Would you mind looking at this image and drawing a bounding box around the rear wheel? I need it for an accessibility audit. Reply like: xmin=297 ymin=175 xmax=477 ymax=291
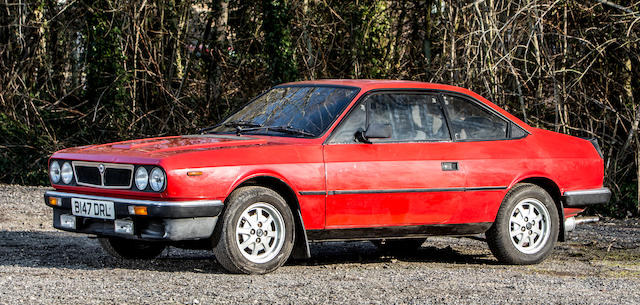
xmin=486 ymin=183 xmax=559 ymax=264
xmin=98 ymin=237 xmax=166 ymax=259
xmin=213 ymin=186 xmax=295 ymax=274
xmin=372 ymin=238 xmax=426 ymax=254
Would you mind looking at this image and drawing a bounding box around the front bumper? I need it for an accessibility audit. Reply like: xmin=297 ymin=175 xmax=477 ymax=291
xmin=45 ymin=190 xmax=224 ymax=241
xmin=563 ymin=187 xmax=612 ymax=207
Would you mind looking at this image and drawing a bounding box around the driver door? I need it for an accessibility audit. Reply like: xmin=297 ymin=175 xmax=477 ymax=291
xmin=323 ymin=92 xmax=466 ymax=228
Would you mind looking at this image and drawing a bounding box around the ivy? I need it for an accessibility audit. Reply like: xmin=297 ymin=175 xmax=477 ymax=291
xmin=83 ymin=0 xmax=130 ymax=136
xmin=262 ymin=0 xmax=298 ymax=85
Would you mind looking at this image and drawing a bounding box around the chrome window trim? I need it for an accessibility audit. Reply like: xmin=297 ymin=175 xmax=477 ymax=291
xmin=72 ymin=161 xmax=134 ymax=189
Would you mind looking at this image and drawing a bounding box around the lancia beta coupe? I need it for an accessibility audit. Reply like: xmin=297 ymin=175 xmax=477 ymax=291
xmin=45 ymin=80 xmax=610 ymax=274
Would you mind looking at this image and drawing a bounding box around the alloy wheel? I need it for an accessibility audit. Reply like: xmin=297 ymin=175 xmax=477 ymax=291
xmin=508 ymin=198 xmax=551 ymax=254
xmin=234 ymin=202 xmax=286 ymax=263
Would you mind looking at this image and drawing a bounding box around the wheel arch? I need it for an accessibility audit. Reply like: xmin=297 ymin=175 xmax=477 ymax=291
xmin=214 ymin=175 xmax=311 ymax=259
xmin=511 ymin=176 xmax=566 ymax=242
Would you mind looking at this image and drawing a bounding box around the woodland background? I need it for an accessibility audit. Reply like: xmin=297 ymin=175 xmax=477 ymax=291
xmin=0 ymin=0 xmax=638 ymax=216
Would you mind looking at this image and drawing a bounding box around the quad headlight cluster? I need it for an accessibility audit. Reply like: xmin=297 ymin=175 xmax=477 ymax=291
xmin=49 ymin=161 xmax=74 ymax=184
xmin=134 ymin=166 xmax=166 ymax=192
xmin=49 ymin=159 xmax=166 ymax=192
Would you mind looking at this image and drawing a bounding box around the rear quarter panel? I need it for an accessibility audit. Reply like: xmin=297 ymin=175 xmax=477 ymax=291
xmin=448 ymin=128 xmax=603 ymax=224
xmin=522 ymin=128 xmax=604 ymax=193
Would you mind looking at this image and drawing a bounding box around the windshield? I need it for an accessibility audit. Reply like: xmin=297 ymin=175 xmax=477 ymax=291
xmin=209 ymin=86 xmax=358 ymax=137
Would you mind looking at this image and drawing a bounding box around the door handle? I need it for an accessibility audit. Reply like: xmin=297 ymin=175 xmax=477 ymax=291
xmin=441 ymin=162 xmax=459 ymax=171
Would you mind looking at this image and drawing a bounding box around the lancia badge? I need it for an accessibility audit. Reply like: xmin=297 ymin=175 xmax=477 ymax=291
xmin=98 ymin=164 xmax=105 ymax=174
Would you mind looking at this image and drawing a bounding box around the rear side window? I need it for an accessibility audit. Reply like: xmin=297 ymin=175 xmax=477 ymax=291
xmin=369 ymin=94 xmax=449 ymax=142
xmin=442 ymin=95 xmax=508 ymax=141
xmin=510 ymin=123 xmax=527 ymax=138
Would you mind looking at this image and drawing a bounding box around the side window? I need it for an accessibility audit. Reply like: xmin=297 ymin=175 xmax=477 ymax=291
xmin=328 ymin=103 xmax=366 ymax=144
xmin=328 ymin=93 xmax=450 ymax=144
xmin=368 ymin=93 xmax=449 ymax=142
xmin=442 ymin=95 xmax=508 ymax=141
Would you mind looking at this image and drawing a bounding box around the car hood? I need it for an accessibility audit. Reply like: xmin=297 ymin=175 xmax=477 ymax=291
xmin=52 ymin=135 xmax=273 ymax=163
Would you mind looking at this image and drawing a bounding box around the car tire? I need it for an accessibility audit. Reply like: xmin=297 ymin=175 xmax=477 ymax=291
xmin=372 ymin=238 xmax=426 ymax=254
xmin=98 ymin=237 xmax=166 ymax=259
xmin=486 ymin=183 xmax=559 ymax=265
xmin=213 ymin=186 xmax=295 ymax=274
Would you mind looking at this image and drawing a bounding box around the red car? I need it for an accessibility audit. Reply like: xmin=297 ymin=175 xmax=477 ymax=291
xmin=45 ymin=80 xmax=610 ymax=274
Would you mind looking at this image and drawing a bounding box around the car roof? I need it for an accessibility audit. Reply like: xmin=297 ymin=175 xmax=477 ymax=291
xmin=282 ymin=79 xmax=455 ymax=90
xmin=280 ymin=79 xmax=488 ymax=98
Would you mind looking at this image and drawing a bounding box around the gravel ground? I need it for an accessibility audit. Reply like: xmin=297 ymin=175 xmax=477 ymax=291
xmin=0 ymin=184 xmax=639 ymax=304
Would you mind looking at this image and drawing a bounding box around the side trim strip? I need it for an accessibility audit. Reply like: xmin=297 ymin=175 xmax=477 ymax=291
xmin=299 ymin=186 xmax=507 ymax=196
xmin=329 ymin=188 xmax=465 ymax=195
xmin=298 ymin=191 xmax=327 ymax=196
xmin=45 ymin=190 xmax=224 ymax=207
xmin=465 ymin=186 xmax=508 ymax=191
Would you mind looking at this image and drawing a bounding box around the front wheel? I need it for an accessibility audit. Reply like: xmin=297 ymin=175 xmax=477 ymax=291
xmin=486 ymin=183 xmax=559 ymax=265
xmin=213 ymin=186 xmax=295 ymax=274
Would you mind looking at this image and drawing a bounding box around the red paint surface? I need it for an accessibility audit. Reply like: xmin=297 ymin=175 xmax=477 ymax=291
xmin=324 ymin=142 xmax=466 ymax=228
xmin=51 ymin=80 xmax=603 ymax=230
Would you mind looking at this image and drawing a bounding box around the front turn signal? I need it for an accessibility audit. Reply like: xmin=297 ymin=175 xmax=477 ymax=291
xmin=128 ymin=206 xmax=148 ymax=216
xmin=48 ymin=197 xmax=61 ymax=206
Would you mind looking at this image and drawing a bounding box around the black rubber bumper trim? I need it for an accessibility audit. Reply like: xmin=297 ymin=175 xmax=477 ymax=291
xmin=563 ymin=187 xmax=611 ymax=207
xmin=44 ymin=190 xmax=223 ymax=218
xmin=51 ymin=208 xmax=218 ymax=241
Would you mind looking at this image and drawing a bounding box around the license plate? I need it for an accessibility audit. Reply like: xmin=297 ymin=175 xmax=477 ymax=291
xmin=71 ymin=198 xmax=115 ymax=220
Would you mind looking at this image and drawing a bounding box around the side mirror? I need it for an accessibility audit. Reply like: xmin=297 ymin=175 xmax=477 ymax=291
xmin=356 ymin=123 xmax=392 ymax=143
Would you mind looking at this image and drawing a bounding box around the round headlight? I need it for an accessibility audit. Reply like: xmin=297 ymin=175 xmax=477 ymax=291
xmin=49 ymin=161 xmax=61 ymax=183
xmin=135 ymin=167 xmax=149 ymax=190
xmin=149 ymin=167 xmax=165 ymax=192
xmin=61 ymin=162 xmax=73 ymax=184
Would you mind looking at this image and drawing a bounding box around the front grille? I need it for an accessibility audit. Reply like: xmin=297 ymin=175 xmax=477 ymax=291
xmin=72 ymin=161 xmax=134 ymax=189
xmin=75 ymin=166 xmax=101 ymax=185
xmin=104 ymin=168 xmax=131 ymax=187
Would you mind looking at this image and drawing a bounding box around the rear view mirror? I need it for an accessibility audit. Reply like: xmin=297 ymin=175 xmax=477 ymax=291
xmin=356 ymin=123 xmax=392 ymax=143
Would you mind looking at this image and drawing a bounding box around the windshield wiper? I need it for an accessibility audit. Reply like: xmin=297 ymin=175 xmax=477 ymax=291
xmin=224 ymin=120 xmax=263 ymax=128
xmin=200 ymin=120 xmax=314 ymax=137
xmin=197 ymin=120 xmax=262 ymax=134
xmin=265 ymin=125 xmax=316 ymax=137
xmin=237 ymin=125 xmax=315 ymax=137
